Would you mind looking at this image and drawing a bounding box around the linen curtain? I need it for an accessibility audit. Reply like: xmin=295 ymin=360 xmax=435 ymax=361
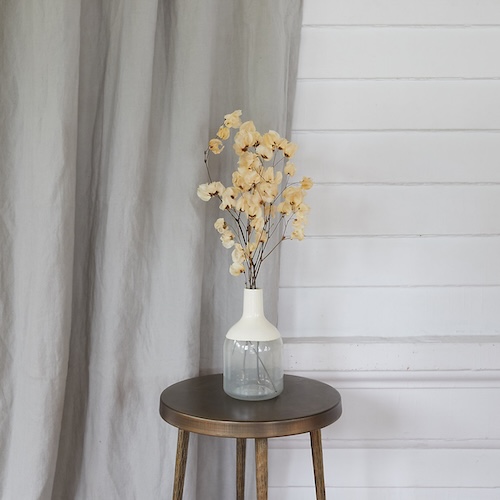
xmin=0 ymin=1 xmax=302 ymax=498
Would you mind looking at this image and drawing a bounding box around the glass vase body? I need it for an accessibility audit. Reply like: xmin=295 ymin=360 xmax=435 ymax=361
xmin=223 ymin=288 xmax=284 ymax=401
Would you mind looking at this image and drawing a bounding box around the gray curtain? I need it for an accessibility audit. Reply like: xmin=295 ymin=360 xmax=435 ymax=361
xmin=0 ymin=1 xmax=302 ymax=499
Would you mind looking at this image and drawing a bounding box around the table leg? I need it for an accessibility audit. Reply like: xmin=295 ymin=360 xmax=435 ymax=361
xmin=236 ymin=438 xmax=246 ymax=500
xmin=310 ymin=429 xmax=326 ymax=500
xmin=255 ymin=438 xmax=268 ymax=500
xmin=172 ymin=429 xmax=190 ymax=500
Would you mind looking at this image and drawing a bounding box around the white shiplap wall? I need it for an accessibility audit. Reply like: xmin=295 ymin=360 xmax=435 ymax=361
xmin=275 ymin=1 xmax=500 ymax=498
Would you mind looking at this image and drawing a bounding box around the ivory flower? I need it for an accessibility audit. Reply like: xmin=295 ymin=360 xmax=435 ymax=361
xmin=245 ymin=242 xmax=257 ymax=258
xmin=231 ymin=244 xmax=245 ymax=264
xmin=214 ymin=217 xmax=227 ymax=234
xmin=257 ymin=230 xmax=268 ymax=243
xmin=256 ymin=144 xmax=273 ymax=161
xmin=261 ymin=131 xmax=281 ymax=150
xmin=220 ymin=187 xmax=239 ymax=210
xmin=208 ymin=138 xmax=224 ymax=154
xmin=229 ymin=262 xmax=245 ymax=276
xmin=301 ymin=177 xmax=313 ymax=190
xmin=220 ymin=230 xmax=235 ymax=248
xmin=250 ymin=216 xmax=265 ymax=232
xmin=284 ymin=162 xmax=296 ymax=177
xmin=197 ymin=183 xmax=212 ymax=201
xmin=224 ymin=110 xmax=242 ymax=129
xmin=199 ymin=110 xmax=313 ymax=288
xmin=283 ymin=142 xmax=298 ymax=158
xmin=217 ymin=126 xmax=230 ymax=140
xmin=290 ymin=228 xmax=305 ymax=240
xmin=197 ymin=181 xmax=225 ymax=201
xmin=283 ymin=186 xmax=304 ymax=207
xmin=277 ymin=201 xmax=292 ymax=215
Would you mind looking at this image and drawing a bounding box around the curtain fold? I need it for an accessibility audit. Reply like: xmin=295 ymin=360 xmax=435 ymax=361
xmin=0 ymin=1 xmax=302 ymax=498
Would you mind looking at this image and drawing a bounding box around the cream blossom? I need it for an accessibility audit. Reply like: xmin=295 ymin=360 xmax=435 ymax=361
xmin=220 ymin=187 xmax=239 ymax=210
xmin=256 ymin=230 xmax=268 ymax=243
xmin=284 ymin=162 xmax=296 ymax=177
xmin=290 ymin=228 xmax=305 ymax=240
xmin=256 ymin=144 xmax=273 ymax=161
xmin=214 ymin=217 xmax=227 ymax=234
xmin=283 ymin=186 xmax=304 ymax=207
xmin=217 ymin=126 xmax=230 ymax=140
xmin=197 ymin=183 xmax=212 ymax=201
xmin=261 ymin=131 xmax=281 ymax=150
xmin=301 ymin=177 xmax=313 ymax=190
xmin=231 ymin=243 xmax=245 ymax=264
xmin=283 ymin=142 xmax=298 ymax=158
xmin=245 ymin=242 xmax=257 ymax=258
xmin=198 ymin=110 xmax=313 ymax=288
xmin=277 ymin=201 xmax=292 ymax=216
xmin=220 ymin=230 xmax=235 ymax=248
xmin=229 ymin=262 xmax=245 ymax=276
xmin=250 ymin=216 xmax=265 ymax=233
xmin=224 ymin=110 xmax=242 ymax=129
xmin=208 ymin=138 xmax=224 ymax=154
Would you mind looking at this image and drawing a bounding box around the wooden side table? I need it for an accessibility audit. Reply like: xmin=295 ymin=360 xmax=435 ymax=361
xmin=159 ymin=374 xmax=342 ymax=500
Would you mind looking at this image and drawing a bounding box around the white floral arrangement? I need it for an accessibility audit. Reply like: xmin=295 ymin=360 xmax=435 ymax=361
xmin=197 ymin=110 xmax=313 ymax=289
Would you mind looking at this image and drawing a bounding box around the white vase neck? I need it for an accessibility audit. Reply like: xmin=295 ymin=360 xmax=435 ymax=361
xmin=225 ymin=288 xmax=280 ymax=341
xmin=242 ymin=288 xmax=265 ymax=317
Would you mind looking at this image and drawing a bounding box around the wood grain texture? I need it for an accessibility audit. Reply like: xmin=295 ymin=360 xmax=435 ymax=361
xmin=255 ymin=438 xmax=268 ymax=500
xmin=310 ymin=430 xmax=326 ymax=500
xmin=236 ymin=438 xmax=246 ymax=500
xmin=172 ymin=430 xmax=189 ymax=500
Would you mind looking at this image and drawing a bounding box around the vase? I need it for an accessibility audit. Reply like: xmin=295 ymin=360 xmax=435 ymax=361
xmin=223 ymin=288 xmax=284 ymax=401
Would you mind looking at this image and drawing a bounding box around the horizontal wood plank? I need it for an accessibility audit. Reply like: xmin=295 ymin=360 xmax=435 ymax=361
xmin=305 ymin=185 xmax=500 ymax=236
xmin=270 ymin=487 xmax=500 ymax=500
xmin=282 ymin=338 xmax=500 ymax=372
xmin=271 ymin=386 xmax=500 ymax=443
xmin=279 ymin=237 xmax=500 ymax=287
xmin=269 ymin=448 xmax=500 ymax=488
xmin=293 ymin=80 xmax=500 ymax=130
xmin=290 ymin=131 xmax=500 ymax=183
xmin=278 ymin=287 xmax=500 ymax=337
xmin=302 ymin=0 xmax=500 ymax=25
xmin=298 ymin=27 xmax=500 ymax=79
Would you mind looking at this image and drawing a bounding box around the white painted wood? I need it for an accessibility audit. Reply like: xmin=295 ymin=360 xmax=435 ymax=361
xmin=302 ymin=0 xmax=500 ymax=25
xmin=293 ymin=80 xmax=500 ymax=130
xmin=272 ymin=385 xmax=500 ymax=443
xmin=276 ymin=0 xmax=500 ymax=496
xmin=280 ymin=237 xmax=500 ymax=287
xmin=290 ymin=131 xmax=500 ymax=183
xmin=270 ymin=487 xmax=500 ymax=500
xmin=306 ymin=184 xmax=500 ymax=236
xmin=269 ymin=448 xmax=500 ymax=487
xmin=298 ymin=27 xmax=500 ymax=79
xmin=278 ymin=287 xmax=500 ymax=338
xmin=282 ymin=338 xmax=500 ymax=372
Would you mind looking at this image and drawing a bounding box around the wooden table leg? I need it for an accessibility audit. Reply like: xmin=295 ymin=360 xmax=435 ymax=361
xmin=236 ymin=438 xmax=246 ymax=500
xmin=172 ymin=429 xmax=189 ymax=500
xmin=310 ymin=429 xmax=326 ymax=500
xmin=255 ymin=438 xmax=268 ymax=500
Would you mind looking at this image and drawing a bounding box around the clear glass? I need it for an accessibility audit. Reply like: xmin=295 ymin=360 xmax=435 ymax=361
xmin=223 ymin=338 xmax=284 ymax=401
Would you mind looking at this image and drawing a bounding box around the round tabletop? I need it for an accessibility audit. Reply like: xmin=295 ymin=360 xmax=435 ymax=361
xmin=159 ymin=374 xmax=342 ymax=438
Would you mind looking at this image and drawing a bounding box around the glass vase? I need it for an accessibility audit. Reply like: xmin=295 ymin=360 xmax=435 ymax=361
xmin=223 ymin=288 xmax=284 ymax=401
